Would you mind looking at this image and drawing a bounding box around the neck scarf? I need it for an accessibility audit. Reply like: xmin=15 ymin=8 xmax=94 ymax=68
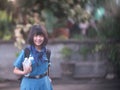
xmin=30 ymin=45 xmax=46 ymax=64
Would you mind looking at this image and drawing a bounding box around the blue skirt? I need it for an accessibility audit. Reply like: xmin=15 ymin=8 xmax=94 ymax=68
xmin=20 ymin=76 xmax=53 ymax=90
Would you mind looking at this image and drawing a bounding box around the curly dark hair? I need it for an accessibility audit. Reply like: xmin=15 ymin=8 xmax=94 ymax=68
xmin=27 ymin=25 xmax=48 ymax=47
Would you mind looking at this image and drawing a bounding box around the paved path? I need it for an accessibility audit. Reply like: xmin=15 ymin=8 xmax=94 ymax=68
xmin=0 ymin=79 xmax=120 ymax=90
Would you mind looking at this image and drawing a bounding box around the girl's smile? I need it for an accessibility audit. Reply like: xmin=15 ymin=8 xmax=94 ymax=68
xmin=33 ymin=34 xmax=44 ymax=48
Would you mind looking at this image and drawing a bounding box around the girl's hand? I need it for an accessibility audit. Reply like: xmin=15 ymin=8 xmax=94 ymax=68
xmin=23 ymin=65 xmax=32 ymax=75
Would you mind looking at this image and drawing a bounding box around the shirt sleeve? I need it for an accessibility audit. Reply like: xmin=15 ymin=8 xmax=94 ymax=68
xmin=13 ymin=50 xmax=25 ymax=69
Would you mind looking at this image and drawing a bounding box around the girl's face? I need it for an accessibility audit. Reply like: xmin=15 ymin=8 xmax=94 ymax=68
xmin=33 ymin=34 xmax=44 ymax=48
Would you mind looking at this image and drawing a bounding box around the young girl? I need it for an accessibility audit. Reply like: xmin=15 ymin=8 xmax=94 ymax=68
xmin=13 ymin=25 xmax=53 ymax=90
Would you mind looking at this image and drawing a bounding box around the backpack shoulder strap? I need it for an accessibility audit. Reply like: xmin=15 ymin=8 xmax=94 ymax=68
xmin=46 ymin=49 xmax=51 ymax=76
xmin=24 ymin=47 xmax=30 ymax=58
xmin=46 ymin=49 xmax=51 ymax=63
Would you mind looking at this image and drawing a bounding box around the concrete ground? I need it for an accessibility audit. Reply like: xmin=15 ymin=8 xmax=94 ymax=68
xmin=0 ymin=78 xmax=120 ymax=90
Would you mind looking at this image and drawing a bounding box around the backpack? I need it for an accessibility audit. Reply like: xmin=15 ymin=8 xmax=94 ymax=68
xmin=18 ymin=47 xmax=51 ymax=81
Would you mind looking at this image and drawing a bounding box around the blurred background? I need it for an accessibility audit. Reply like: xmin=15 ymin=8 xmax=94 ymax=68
xmin=0 ymin=0 xmax=120 ymax=90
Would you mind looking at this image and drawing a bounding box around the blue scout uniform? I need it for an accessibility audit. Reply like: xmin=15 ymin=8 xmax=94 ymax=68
xmin=14 ymin=46 xmax=53 ymax=90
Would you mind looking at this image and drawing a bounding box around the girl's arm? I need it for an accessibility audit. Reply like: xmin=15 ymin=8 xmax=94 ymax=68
xmin=13 ymin=67 xmax=25 ymax=75
xmin=13 ymin=66 xmax=32 ymax=75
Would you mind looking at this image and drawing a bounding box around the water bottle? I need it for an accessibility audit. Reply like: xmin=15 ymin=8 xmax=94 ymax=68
xmin=23 ymin=57 xmax=32 ymax=77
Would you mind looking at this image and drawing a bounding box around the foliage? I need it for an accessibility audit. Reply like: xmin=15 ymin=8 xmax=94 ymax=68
xmin=97 ymin=18 xmax=120 ymax=40
xmin=0 ymin=0 xmax=117 ymax=41
xmin=15 ymin=0 xmax=92 ymax=35
xmin=78 ymin=46 xmax=92 ymax=56
xmin=77 ymin=45 xmax=94 ymax=60
xmin=0 ymin=0 xmax=8 ymax=10
xmin=14 ymin=24 xmax=32 ymax=50
xmin=108 ymin=44 xmax=120 ymax=65
xmin=0 ymin=10 xmax=13 ymax=40
xmin=105 ymin=43 xmax=120 ymax=77
xmin=61 ymin=46 xmax=73 ymax=61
